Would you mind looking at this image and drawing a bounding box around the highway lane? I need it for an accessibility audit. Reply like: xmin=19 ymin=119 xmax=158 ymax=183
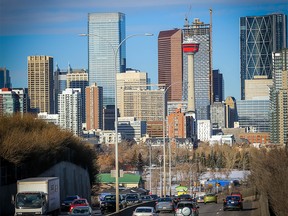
xmin=157 ymin=200 xmax=255 ymax=216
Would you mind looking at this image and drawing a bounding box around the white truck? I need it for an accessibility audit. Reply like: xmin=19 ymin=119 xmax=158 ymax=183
xmin=13 ymin=177 xmax=60 ymax=216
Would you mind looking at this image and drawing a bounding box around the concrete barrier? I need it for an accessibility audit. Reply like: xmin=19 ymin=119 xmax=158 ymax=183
xmin=106 ymin=201 xmax=156 ymax=216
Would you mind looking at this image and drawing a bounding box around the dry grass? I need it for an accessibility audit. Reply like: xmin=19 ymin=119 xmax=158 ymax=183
xmin=0 ymin=114 xmax=98 ymax=184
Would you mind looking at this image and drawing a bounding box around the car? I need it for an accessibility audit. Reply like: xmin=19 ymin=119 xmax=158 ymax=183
xmin=69 ymin=198 xmax=89 ymax=212
xmin=132 ymin=206 xmax=158 ymax=216
xmin=150 ymin=194 xmax=159 ymax=200
xmin=125 ymin=193 xmax=142 ymax=205
xmin=204 ymin=193 xmax=217 ymax=204
xmin=195 ymin=195 xmax=204 ymax=203
xmin=61 ymin=195 xmax=81 ymax=212
xmin=230 ymin=192 xmax=243 ymax=209
xmin=69 ymin=205 xmax=93 ymax=216
xmin=177 ymin=194 xmax=194 ymax=202
xmin=141 ymin=195 xmax=153 ymax=201
xmin=223 ymin=195 xmax=244 ymax=211
xmin=175 ymin=201 xmax=199 ymax=216
xmin=100 ymin=194 xmax=126 ymax=213
xmin=155 ymin=197 xmax=175 ymax=213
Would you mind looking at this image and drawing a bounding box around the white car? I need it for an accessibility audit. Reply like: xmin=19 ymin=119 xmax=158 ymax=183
xmin=132 ymin=206 xmax=158 ymax=216
xmin=69 ymin=206 xmax=92 ymax=216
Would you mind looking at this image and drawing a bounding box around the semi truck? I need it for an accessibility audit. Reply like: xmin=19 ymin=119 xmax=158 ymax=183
xmin=13 ymin=177 xmax=60 ymax=216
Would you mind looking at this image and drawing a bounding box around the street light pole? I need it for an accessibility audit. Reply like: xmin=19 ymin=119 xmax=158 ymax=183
xmin=162 ymin=81 xmax=184 ymax=197
xmin=80 ymin=32 xmax=153 ymax=212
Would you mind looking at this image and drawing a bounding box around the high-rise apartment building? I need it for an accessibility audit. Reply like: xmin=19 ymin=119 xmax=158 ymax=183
xmin=67 ymin=69 xmax=88 ymax=123
xmin=12 ymin=88 xmax=29 ymax=114
xmin=58 ymin=88 xmax=82 ymax=136
xmin=240 ymin=13 xmax=287 ymax=99
xmin=88 ymin=12 xmax=126 ymax=107
xmin=213 ymin=69 xmax=224 ymax=102
xmin=0 ymin=88 xmax=20 ymax=115
xmin=167 ymin=108 xmax=186 ymax=138
xmin=183 ymin=18 xmax=212 ymax=120
xmin=158 ymin=29 xmax=183 ymax=102
xmin=270 ymin=48 xmax=288 ymax=145
xmin=0 ymin=67 xmax=11 ymax=88
xmin=85 ymin=83 xmax=103 ymax=130
xmin=117 ymin=69 xmax=148 ymax=117
xmin=28 ymin=56 xmax=54 ymax=113
xmin=210 ymin=102 xmax=226 ymax=130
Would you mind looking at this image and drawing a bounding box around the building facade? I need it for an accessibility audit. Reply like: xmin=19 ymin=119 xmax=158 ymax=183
xmin=245 ymin=75 xmax=272 ymax=100
xmin=210 ymin=102 xmax=226 ymax=130
xmin=0 ymin=88 xmax=20 ymax=115
xmin=197 ymin=120 xmax=211 ymax=142
xmin=58 ymin=88 xmax=82 ymax=136
xmin=167 ymin=108 xmax=186 ymax=138
xmin=237 ymin=100 xmax=270 ymax=133
xmin=158 ymin=29 xmax=183 ymax=102
xmin=28 ymin=56 xmax=54 ymax=113
xmin=67 ymin=69 xmax=88 ymax=123
xmin=270 ymin=48 xmax=288 ymax=145
xmin=117 ymin=70 xmax=148 ymax=117
xmin=213 ymin=69 xmax=224 ymax=102
xmin=85 ymin=83 xmax=103 ymax=130
xmin=88 ymin=12 xmax=126 ymax=107
xmin=53 ymin=64 xmax=68 ymax=114
xmin=118 ymin=117 xmax=146 ymax=142
xmin=0 ymin=67 xmax=11 ymax=88
xmin=240 ymin=13 xmax=287 ymax=99
xmin=183 ymin=18 xmax=212 ymax=120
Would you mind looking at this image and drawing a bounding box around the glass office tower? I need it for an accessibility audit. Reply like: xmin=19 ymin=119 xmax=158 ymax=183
xmin=240 ymin=13 xmax=287 ymax=100
xmin=88 ymin=12 xmax=126 ymax=107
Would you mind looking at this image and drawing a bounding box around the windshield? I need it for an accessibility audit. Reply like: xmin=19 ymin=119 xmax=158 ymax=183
xmin=16 ymin=193 xmax=44 ymax=209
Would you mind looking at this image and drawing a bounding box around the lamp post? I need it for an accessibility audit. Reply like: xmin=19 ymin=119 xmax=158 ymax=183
xmin=162 ymin=81 xmax=184 ymax=197
xmin=147 ymin=140 xmax=152 ymax=194
xmin=80 ymin=32 xmax=153 ymax=212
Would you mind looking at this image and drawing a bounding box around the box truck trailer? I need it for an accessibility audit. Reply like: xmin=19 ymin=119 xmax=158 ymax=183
xmin=13 ymin=177 xmax=60 ymax=216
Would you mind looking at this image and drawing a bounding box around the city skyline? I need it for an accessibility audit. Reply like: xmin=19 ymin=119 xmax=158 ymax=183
xmin=1 ymin=0 xmax=287 ymax=100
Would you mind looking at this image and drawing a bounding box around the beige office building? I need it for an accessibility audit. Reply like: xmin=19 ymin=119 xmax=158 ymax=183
xmin=117 ymin=70 xmax=148 ymax=117
xmin=28 ymin=56 xmax=54 ymax=113
xmin=121 ymin=84 xmax=164 ymax=122
xmin=245 ymin=75 xmax=272 ymax=100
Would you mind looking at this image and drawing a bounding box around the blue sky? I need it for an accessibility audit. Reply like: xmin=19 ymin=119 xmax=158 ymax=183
xmin=0 ymin=0 xmax=287 ymax=100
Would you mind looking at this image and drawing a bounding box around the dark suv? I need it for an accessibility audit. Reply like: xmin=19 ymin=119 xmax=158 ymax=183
xmin=61 ymin=195 xmax=81 ymax=212
xmin=100 ymin=194 xmax=126 ymax=213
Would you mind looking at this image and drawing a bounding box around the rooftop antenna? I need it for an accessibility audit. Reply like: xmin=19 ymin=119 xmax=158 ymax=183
xmin=184 ymin=5 xmax=192 ymax=29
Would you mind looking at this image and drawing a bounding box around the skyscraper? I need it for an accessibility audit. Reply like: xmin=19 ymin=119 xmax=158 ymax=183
xmin=270 ymin=48 xmax=288 ymax=145
xmin=66 ymin=68 xmax=88 ymax=123
xmin=88 ymin=12 xmax=126 ymax=107
xmin=86 ymin=83 xmax=103 ymax=130
xmin=0 ymin=67 xmax=11 ymax=88
xmin=182 ymin=18 xmax=212 ymax=120
xmin=240 ymin=13 xmax=287 ymax=99
xmin=28 ymin=56 xmax=54 ymax=113
xmin=158 ymin=29 xmax=183 ymax=102
xmin=58 ymin=88 xmax=82 ymax=136
xmin=213 ymin=69 xmax=224 ymax=102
